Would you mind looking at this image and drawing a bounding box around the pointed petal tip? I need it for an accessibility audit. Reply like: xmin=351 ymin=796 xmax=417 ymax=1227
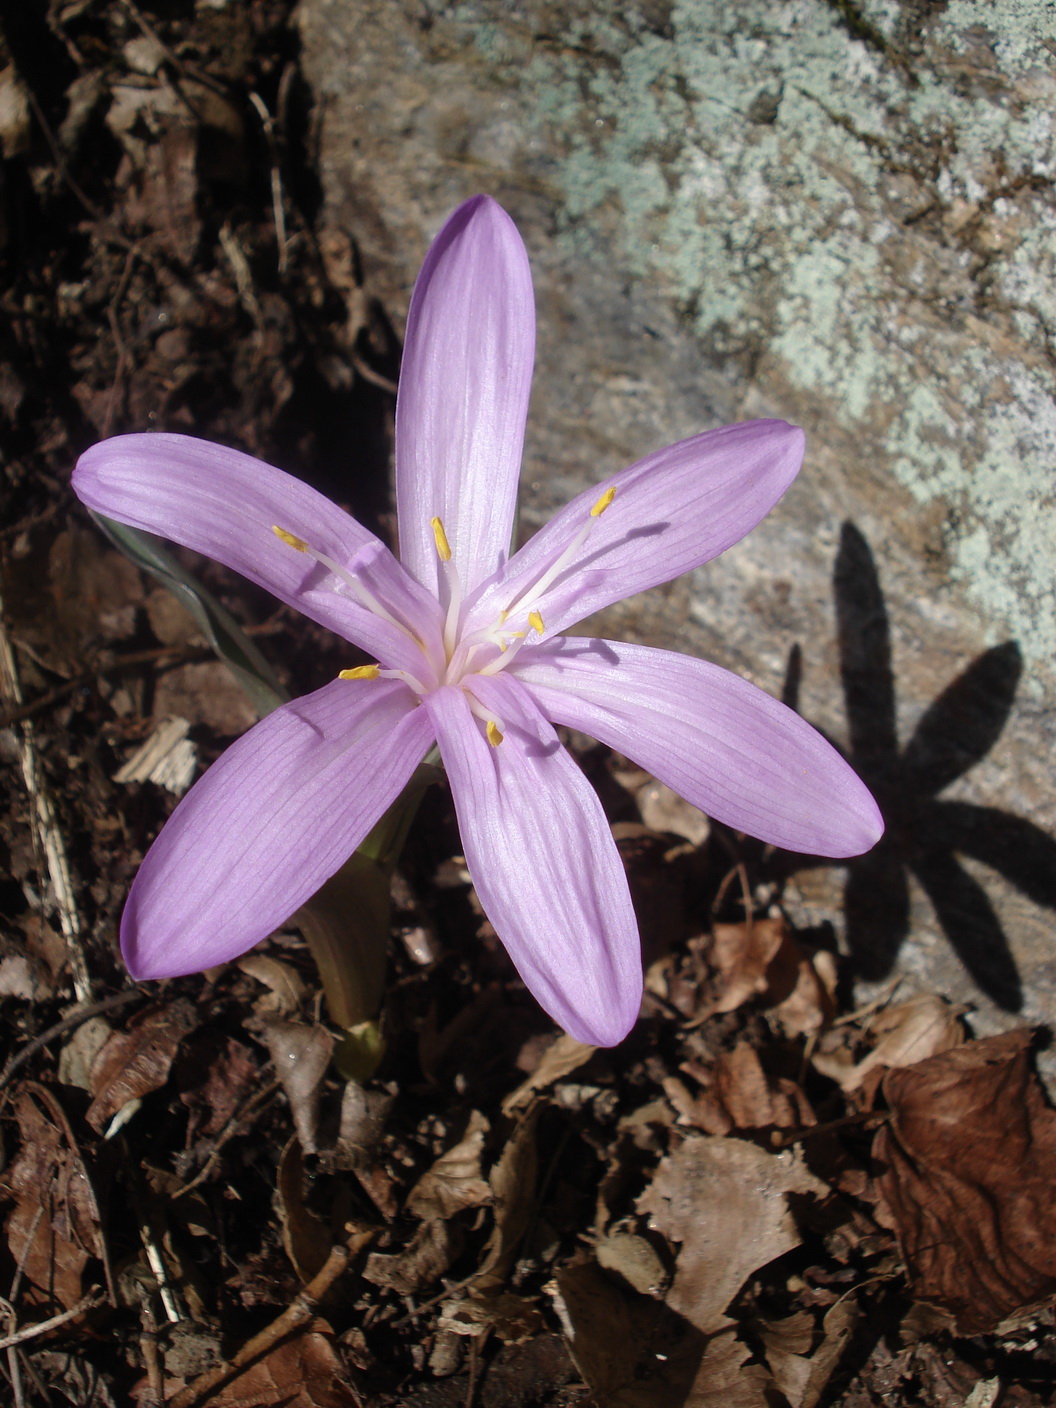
xmin=563 ymin=991 xmax=642 ymax=1048
xmin=801 ymin=782 xmax=886 ymax=860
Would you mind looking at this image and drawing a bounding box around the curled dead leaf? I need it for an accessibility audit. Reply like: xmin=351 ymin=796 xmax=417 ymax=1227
xmin=406 ymin=1110 xmax=493 ymax=1221
xmin=87 ymin=999 xmax=198 ymax=1134
xmin=873 ymin=1030 xmax=1056 ymax=1333
xmin=265 ymin=1021 xmax=333 ymax=1154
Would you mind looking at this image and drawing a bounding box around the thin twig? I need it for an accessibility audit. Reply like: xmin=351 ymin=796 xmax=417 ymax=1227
xmin=172 ymin=1078 xmax=281 ymax=1199
xmin=0 ymin=988 xmax=146 ymax=1093
xmin=168 ymin=1241 xmax=361 ymax=1408
xmin=0 ymin=1291 xmax=106 ymax=1352
xmin=0 ymin=598 xmax=92 ymax=1001
xmin=0 ymin=642 xmax=217 ymax=730
xmin=248 ymin=92 xmax=288 ymax=274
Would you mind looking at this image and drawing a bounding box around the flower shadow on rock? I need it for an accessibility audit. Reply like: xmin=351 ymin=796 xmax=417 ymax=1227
xmin=784 ymin=522 xmax=1056 ymax=1013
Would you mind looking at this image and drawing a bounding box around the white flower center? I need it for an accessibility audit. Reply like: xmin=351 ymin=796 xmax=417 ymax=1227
xmin=271 ymin=484 xmax=615 ymax=746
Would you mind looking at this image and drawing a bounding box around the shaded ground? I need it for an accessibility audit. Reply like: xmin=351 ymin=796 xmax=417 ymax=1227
xmin=1 ymin=3 xmax=1055 ymax=1405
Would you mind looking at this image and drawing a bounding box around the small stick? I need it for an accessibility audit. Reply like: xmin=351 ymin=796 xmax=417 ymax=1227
xmin=0 ymin=988 xmax=146 ymax=1093
xmin=0 ymin=600 xmax=91 ymax=1002
xmin=0 ymin=1291 xmax=105 ymax=1352
xmin=168 ymin=1243 xmax=355 ymax=1408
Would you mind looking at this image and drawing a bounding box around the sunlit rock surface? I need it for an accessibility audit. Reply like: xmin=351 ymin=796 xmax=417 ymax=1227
xmin=296 ymin=0 xmax=1056 ymax=1041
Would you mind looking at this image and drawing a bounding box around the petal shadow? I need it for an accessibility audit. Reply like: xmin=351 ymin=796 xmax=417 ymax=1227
xmin=834 ymin=521 xmax=899 ymax=769
xmin=902 ymin=642 xmax=1022 ymax=797
xmin=843 ymin=837 xmax=911 ymax=981
xmin=911 ymin=848 xmax=1022 ymax=1012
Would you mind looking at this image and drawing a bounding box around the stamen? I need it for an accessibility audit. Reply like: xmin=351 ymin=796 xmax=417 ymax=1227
xmin=486 ymin=720 xmax=503 ymax=747
xmin=431 ymin=516 xmax=452 ymax=562
xmin=379 ymin=666 xmax=431 ymax=694
xmin=338 ymin=665 xmax=380 ymax=680
xmin=271 ymin=524 xmax=416 ymax=641
xmin=273 ymin=525 xmax=309 ymax=551
xmin=528 ymin=610 xmax=545 ymax=635
xmin=591 ymin=485 xmax=616 ymax=517
xmin=500 ymin=484 xmax=619 ymax=623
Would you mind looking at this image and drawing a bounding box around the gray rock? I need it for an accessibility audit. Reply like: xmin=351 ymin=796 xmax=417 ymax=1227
xmin=295 ymin=0 xmax=1056 ymax=1039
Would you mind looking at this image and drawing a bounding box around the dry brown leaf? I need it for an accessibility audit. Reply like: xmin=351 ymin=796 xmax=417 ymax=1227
xmin=406 ymin=1110 xmax=493 ymax=1220
xmin=638 ymin=1136 xmax=827 ymax=1334
xmin=502 ymin=1033 xmax=597 ymax=1115
xmin=332 ymin=1079 xmax=392 ymax=1171
xmin=704 ymin=917 xmax=786 ymax=1016
xmin=697 ymin=918 xmax=835 ymax=1034
xmin=86 ymin=999 xmax=198 ymax=1134
xmin=683 ymin=1326 xmax=774 ymax=1408
xmin=265 ymin=1021 xmax=333 ymax=1154
xmin=874 ymin=1029 xmax=1056 ymax=1333
xmin=278 ymin=1136 xmax=336 ymax=1285
xmin=205 ymin=1318 xmax=360 ymax=1407
xmin=0 ymin=1084 xmax=109 ymax=1311
xmin=553 ymin=1259 xmax=707 ymax=1407
xmin=475 ymin=1104 xmax=541 ymax=1293
xmin=761 ymin=1298 xmax=859 ymax=1408
xmin=681 ymin=1042 xmax=814 ymax=1134
xmin=814 ymin=995 xmax=965 ymax=1092
xmin=179 ymin=1034 xmax=259 ymax=1143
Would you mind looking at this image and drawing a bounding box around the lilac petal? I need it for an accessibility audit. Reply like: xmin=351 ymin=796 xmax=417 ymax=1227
xmin=120 ymin=679 xmax=433 ymax=978
xmin=423 ymin=676 xmax=642 ymax=1046
xmin=466 ymin=419 xmax=804 ymax=640
xmin=396 ymin=196 xmax=536 ymax=598
xmin=73 ymin=433 xmax=444 ymax=677
xmin=513 ymin=638 xmax=884 ymax=857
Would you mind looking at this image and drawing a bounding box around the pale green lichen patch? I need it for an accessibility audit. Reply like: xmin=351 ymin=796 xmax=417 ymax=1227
xmin=456 ymin=0 xmax=1056 ymax=672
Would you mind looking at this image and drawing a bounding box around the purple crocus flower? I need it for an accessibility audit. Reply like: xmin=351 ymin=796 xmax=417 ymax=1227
xmin=72 ymin=195 xmax=882 ymax=1046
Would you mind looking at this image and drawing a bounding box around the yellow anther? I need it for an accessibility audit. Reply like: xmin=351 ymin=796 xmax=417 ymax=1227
xmin=528 ymin=610 xmax=545 ymax=635
xmin=486 ymin=720 xmax=503 ymax=747
xmin=431 ymin=516 xmax=452 ymax=562
xmin=273 ymin=524 xmax=309 ymax=551
xmin=338 ymin=664 xmax=380 ymax=680
xmin=590 ymin=486 xmax=616 ymax=517
xmin=499 ymin=609 xmax=508 ymax=625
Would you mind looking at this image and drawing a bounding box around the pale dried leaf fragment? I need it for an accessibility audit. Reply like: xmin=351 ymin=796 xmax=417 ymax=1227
xmin=362 ymin=1217 xmax=459 ymax=1296
xmin=438 ymin=1291 xmax=544 ymax=1343
xmin=406 ymin=1110 xmax=493 ymax=1220
xmin=113 ymin=717 xmax=197 ymax=794
xmin=703 ymin=917 xmax=786 ymax=1017
xmin=502 ymin=1033 xmax=597 ymax=1115
xmin=814 ymin=995 xmax=965 ymax=1091
xmin=638 ymin=1136 xmax=826 ymax=1335
xmin=874 ymin=1030 xmax=1056 ymax=1333
xmin=238 ymin=954 xmax=308 ymax=1016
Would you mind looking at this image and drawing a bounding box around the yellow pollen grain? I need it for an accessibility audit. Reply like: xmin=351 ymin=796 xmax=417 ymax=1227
xmin=486 ymin=720 xmax=503 ymax=747
xmin=273 ymin=524 xmax=309 ymax=551
xmin=528 ymin=610 xmax=545 ymax=634
xmin=431 ymin=516 xmax=452 ymax=562
xmin=338 ymin=665 xmax=380 ymax=680
xmin=590 ymin=486 xmax=616 ymax=517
